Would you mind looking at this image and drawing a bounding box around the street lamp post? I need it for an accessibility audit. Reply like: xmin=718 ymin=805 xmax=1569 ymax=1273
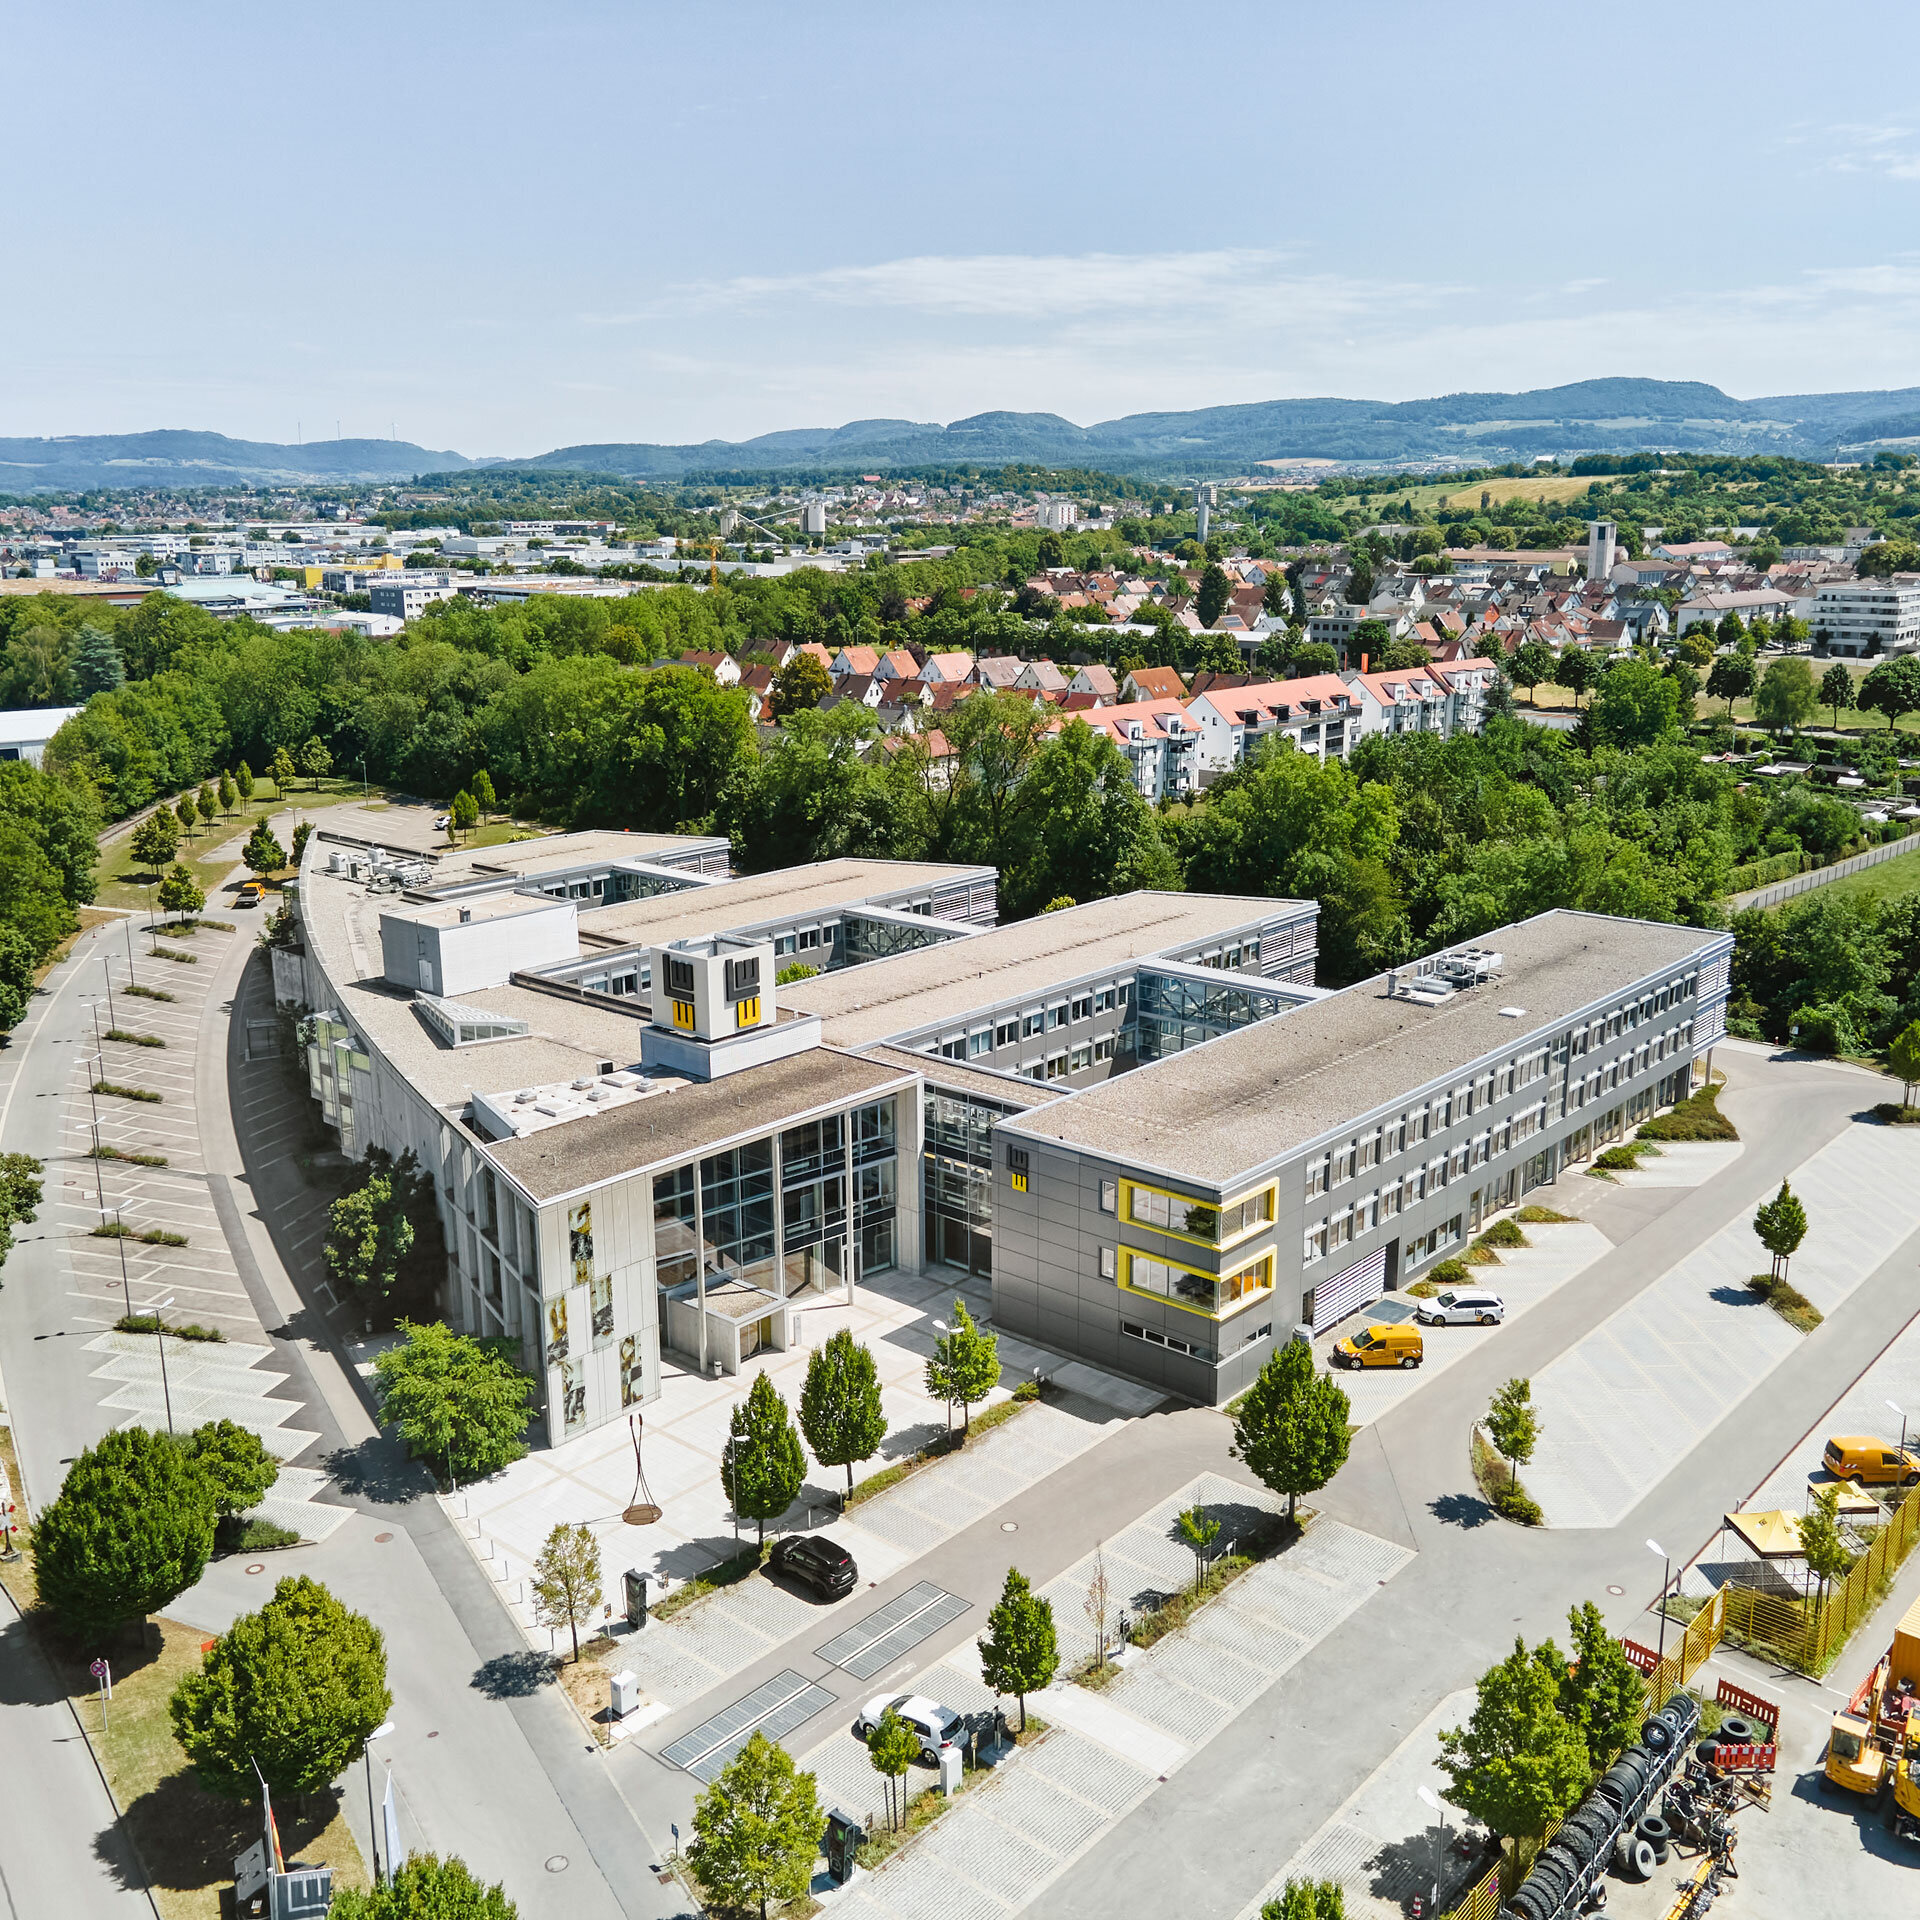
xmin=1417 ymin=1784 xmax=1448 ymax=1913
xmin=123 ymin=911 xmax=137 ymax=988
xmin=363 ymin=1720 xmax=396 ymax=1884
xmin=1647 ymin=1537 xmax=1672 ymax=1668
xmin=102 ymin=954 xmax=117 ymax=1036
xmin=1891 ymin=1399 xmax=1910 ymax=1455
xmin=153 ymin=1295 xmax=177 ymax=1435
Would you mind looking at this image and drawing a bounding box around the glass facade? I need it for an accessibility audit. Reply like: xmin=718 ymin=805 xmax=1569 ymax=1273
xmin=780 ymin=1114 xmax=846 ymax=1298
xmin=923 ymin=1088 xmax=1016 ymax=1277
xmin=700 ymin=1141 xmax=775 ymax=1291
xmin=1133 ymin=967 xmax=1296 ymax=1061
xmin=854 ymin=1099 xmax=897 ymax=1274
xmin=843 ymin=912 xmax=967 ymax=964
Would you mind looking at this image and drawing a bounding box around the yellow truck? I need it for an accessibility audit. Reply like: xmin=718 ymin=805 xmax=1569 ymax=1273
xmin=1825 ymin=1593 xmax=1920 ymax=1816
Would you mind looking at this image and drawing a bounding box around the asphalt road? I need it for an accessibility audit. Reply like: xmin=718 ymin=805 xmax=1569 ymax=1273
xmin=1043 ymin=1045 xmax=1920 ymax=1919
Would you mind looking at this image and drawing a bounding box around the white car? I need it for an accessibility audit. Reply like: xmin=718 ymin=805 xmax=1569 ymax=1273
xmin=433 ymin=813 xmax=451 ymax=831
xmin=853 ymin=1692 xmax=964 ymax=1762
xmin=1416 ymin=1287 xmax=1505 ymax=1326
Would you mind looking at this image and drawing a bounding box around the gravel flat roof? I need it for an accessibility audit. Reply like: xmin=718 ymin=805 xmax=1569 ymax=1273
xmin=780 ymin=891 xmax=1294 ymax=1049
xmin=1001 ymin=911 xmax=1725 ymax=1187
xmin=574 ymin=857 xmax=992 ymax=950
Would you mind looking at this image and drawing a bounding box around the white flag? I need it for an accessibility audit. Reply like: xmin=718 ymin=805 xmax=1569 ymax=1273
xmin=382 ymin=1765 xmax=402 ymax=1878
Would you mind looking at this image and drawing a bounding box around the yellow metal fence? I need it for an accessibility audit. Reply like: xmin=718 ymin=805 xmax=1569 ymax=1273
xmin=1721 ymin=1479 xmax=1920 ymax=1673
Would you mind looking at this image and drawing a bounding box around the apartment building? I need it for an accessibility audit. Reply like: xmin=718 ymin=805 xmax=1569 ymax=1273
xmin=1812 ymin=581 xmax=1920 ymax=657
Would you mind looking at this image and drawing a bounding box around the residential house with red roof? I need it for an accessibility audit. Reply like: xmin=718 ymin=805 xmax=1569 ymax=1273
xmin=1071 ymin=697 xmax=1200 ymax=803
xmin=1184 ymin=674 xmax=1360 ymax=773
xmin=1120 ymin=664 xmax=1186 ymax=703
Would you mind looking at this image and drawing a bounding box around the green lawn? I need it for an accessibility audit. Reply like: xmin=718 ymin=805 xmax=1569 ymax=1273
xmin=1812 ymin=845 xmax=1920 ymax=907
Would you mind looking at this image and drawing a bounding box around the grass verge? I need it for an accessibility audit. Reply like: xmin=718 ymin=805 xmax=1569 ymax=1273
xmin=148 ymin=946 xmax=198 ymax=965
xmin=93 ymin=1079 xmax=162 ymax=1103
xmin=651 ymin=1542 xmax=767 ymax=1623
xmin=1516 ymin=1204 xmax=1575 ymax=1224
xmin=1472 ymin=1428 xmax=1543 ymax=1525
xmin=87 ymin=1146 xmax=169 ymax=1167
xmin=123 ymin=984 xmax=175 ymax=1002
xmin=115 ymin=1315 xmax=225 ymax=1341
xmin=1747 ymin=1272 xmax=1822 ymax=1332
xmin=105 ymin=1029 xmax=166 ymax=1047
xmin=93 ymin=1225 xmax=189 ymax=1246
xmin=1873 ymin=1102 xmax=1920 ymax=1125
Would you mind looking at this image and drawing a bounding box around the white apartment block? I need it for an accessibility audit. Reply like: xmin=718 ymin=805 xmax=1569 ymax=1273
xmin=1813 ymin=581 xmax=1920 ymax=658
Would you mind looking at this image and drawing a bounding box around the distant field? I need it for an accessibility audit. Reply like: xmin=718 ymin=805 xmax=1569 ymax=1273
xmin=1347 ymin=474 xmax=1606 ymax=516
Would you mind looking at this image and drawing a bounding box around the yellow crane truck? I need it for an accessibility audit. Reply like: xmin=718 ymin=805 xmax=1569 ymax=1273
xmin=1825 ymin=1592 xmax=1920 ymax=1843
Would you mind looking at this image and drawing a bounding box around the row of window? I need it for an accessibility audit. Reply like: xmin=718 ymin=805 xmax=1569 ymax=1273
xmin=1119 ymin=1180 xmax=1274 ymax=1246
xmin=1305 ymin=1060 xmax=1540 ymax=1198
xmin=939 ymin=982 xmax=1128 ymax=1062
xmin=774 ymin=922 xmax=840 ymax=957
xmin=1013 ymin=1034 xmax=1118 ymax=1080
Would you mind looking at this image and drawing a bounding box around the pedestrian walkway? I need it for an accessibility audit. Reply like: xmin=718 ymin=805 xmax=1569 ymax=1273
xmin=1527 ymin=1118 xmax=1920 ymax=1528
xmin=809 ymin=1498 xmax=1413 ymax=1920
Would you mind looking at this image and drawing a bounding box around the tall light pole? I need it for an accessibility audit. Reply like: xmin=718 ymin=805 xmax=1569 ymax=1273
xmin=101 ymin=954 xmax=117 ymax=1035
xmin=123 ymin=912 xmax=138 ymax=988
xmin=153 ymin=1295 xmax=177 ymax=1434
xmin=1891 ymin=1399 xmax=1911 ymax=1455
xmin=363 ymin=1720 xmax=396 ymax=1884
xmin=1417 ymin=1784 xmax=1448 ymax=1914
xmin=1647 ymin=1537 xmax=1672 ymax=1668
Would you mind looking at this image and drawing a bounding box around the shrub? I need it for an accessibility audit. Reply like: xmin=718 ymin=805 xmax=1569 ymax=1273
xmin=1638 ymin=1083 xmax=1737 ymax=1142
xmin=104 ymin=1028 xmax=165 ymax=1047
xmin=1516 ymin=1205 xmax=1575 ymax=1224
xmin=93 ymin=1079 xmax=161 ymax=1102
xmin=1478 ymin=1218 xmax=1529 ymax=1248
xmin=88 ymin=1146 xmax=168 ymax=1167
xmin=1873 ymin=1102 xmax=1920 ymax=1125
xmin=1594 ymin=1144 xmax=1646 ymax=1171
xmin=1425 ymin=1257 xmax=1471 ymax=1288
xmin=1747 ymin=1272 xmax=1822 ymax=1332
xmin=148 ymin=945 xmax=198 ymax=964
xmin=233 ymin=1519 xmax=301 ymax=1551
xmin=1493 ymin=1482 xmax=1544 ymax=1525
xmin=123 ymin=983 xmax=174 ymax=1002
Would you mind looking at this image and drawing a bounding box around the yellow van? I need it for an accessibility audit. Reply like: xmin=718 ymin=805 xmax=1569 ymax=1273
xmin=1333 ymin=1322 xmax=1424 ymax=1370
xmin=1824 ymin=1435 xmax=1920 ymax=1488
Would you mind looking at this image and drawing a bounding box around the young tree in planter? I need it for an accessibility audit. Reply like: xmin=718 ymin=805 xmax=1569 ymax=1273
xmin=1798 ymin=1484 xmax=1854 ymax=1611
xmin=1438 ymin=1635 xmax=1591 ymax=1840
xmin=798 ymin=1328 xmax=886 ymax=1497
xmin=722 ymin=1371 xmax=806 ymax=1545
xmin=687 ymin=1729 xmax=822 ymax=1920
xmin=182 ymin=1418 xmax=280 ymax=1521
xmin=1263 ymin=1880 xmax=1347 ymax=1920
xmin=1560 ymin=1601 xmax=1644 ymax=1773
xmin=1231 ymin=1338 xmax=1352 ymax=1520
xmin=372 ymin=1320 xmax=533 ymax=1483
xmin=1753 ymin=1178 xmax=1808 ymax=1281
xmin=977 ymin=1566 xmax=1059 ymax=1729
xmin=170 ymin=1574 xmax=391 ymax=1800
xmin=1176 ymin=1505 xmax=1222 ymax=1592
xmin=1486 ymin=1377 xmax=1540 ymax=1488
xmin=1891 ymin=1018 xmax=1920 ymax=1109
xmin=156 ymin=862 xmax=205 ymax=921
xmin=243 ymin=819 xmax=286 ymax=878
xmin=531 ymin=1521 xmax=603 ymax=1664
xmin=35 ymin=1426 xmax=217 ymax=1639
xmin=867 ymin=1706 xmax=918 ymax=1831
xmin=328 ymin=1854 xmax=517 ymax=1919
xmin=924 ymin=1298 xmax=999 ymax=1436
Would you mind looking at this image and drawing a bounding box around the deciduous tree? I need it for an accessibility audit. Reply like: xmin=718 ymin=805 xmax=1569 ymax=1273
xmin=1486 ymin=1378 xmax=1539 ymax=1487
xmin=687 ymin=1730 xmax=823 ymax=1920
xmin=1888 ymin=1017 xmax=1920 ymax=1106
xmin=1755 ymin=657 xmax=1818 ymax=734
xmin=722 ymin=1371 xmax=806 ymax=1544
xmin=327 ymin=1855 xmax=517 ymax=1919
xmin=372 ymin=1320 xmax=533 ymax=1483
xmin=530 ymin=1521 xmax=603 ymax=1664
xmin=798 ymin=1328 xmax=886 ymax=1497
xmin=1231 ymin=1338 xmax=1352 ymax=1520
xmin=157 ymin=862 xmax=204 ymax=919
xmin=924 ymin=1298 xmax=999 ymax=1436
xmin=1176 ymin=1505 xmax=1221 ymax=1592
xmin=169 ymin=1574 xmax=391 ymax=1799
xmin=1820 ymin=663 xmax=1855 ymax=729
xmin=868 ymin=1707 xmax=918 ymax=1830
xmin=182 ymin=1419 xmax=279 ymax=1519
xmin=243 ymin=820 xmax=286 ymax=876
xmin=1753 ymin=1178 xmax=1808 ymax=1280
xmin=1560 ymin=1600 xmax=1644 ymax=1772
xmin=298 ymin=735 xmax=332 ymax=787
xmin=977 ymin=1566 xmax=1058 ymax=1729
xmin=35 ymin=1426 xmax=215 ymax=1639
xmin=130 ymin=808 xmax=179 ymax=875
xmin=269 ymin=745 xmax=297 ymax=792
xmin=1438 ymin=1635 xmax=1591 ymax=1839
xmin=1859 ymin=655 xmax=1920 ymax=732
xmin=1705 ymin=653 xmax=1754 ymax=717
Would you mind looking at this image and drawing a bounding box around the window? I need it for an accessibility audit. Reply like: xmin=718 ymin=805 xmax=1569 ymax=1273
xmin=940 ymin=1035 xmax=966 ymax=1061
xmin=1022 ymin=1010 xmax=1043 ymax=1038
xmin=1100 ymin=1246 xmax=1117 ymax=1279
xmin=1332 ymin=1144 xmax=1355 ymax=1186
xmin=1071 ymin=994 xmax=1093 ymax=1022
xmin=1022 ymin=1059 xmax=1044 ymax=1081
xmin=1094 ymin=986 xmax=1117 ymax=1013
xmin=1093 ymin=1034 xmax=1116 ymax=1063
xmin=1306 ymin=1155 xmax=1329 ymax=1198
xmin=1045 ymin=1051 xmax=1069 ymax=1080
xmin=1069 ymin=1042 xmax=1093 ymax=1071
xmin=968 ymin=1028 xmax=993 ymax=1058
xmin=1217 ymin=1187 xmax=1274 ymax=1239
xmin=1128 ymin=1184 xmax=1220 ymax=1240
xmin=994 ymin=1017 xmax=1019 ymax=1048
xmin=1099 ymin=1179 xmax=1118 ymax=1214
xmin=1045 ymin=1003 xmax=1068 ymax=1030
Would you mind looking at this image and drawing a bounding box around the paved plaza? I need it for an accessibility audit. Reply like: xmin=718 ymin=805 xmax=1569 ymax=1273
xmin=1525 ymin=1118 xmax=1920 ymax=1528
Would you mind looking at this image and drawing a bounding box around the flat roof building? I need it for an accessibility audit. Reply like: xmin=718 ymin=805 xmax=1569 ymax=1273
xmin=288 ymin=824 xmax=1729 ymax=1443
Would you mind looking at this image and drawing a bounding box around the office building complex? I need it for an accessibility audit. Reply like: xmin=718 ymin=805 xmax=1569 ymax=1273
xmin=290 ymin=827 xmax=1728 ymax=1440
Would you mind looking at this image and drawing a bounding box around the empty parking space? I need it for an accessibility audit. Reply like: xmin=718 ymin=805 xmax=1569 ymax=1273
xmin=659 ymin=1669 xmax=841 ymax=1782
xmin=816 ymin=1581 xmax=972 ymax=1680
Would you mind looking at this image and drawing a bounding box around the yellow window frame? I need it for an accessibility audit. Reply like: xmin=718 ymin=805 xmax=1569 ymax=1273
xmin=1118 ymin=1248 xmax=1275 ymax=1320
xmin=1120 ymin=1176 xmax=1276 ymax=1250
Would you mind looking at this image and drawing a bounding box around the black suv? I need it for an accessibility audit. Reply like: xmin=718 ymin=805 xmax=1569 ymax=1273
xmin=769 ymin=1534 xmax=858 ymax=1600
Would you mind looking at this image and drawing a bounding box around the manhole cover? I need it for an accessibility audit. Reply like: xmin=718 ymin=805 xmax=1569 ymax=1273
xmin=245 ymin=1563 xmax=266 ymax=1574
xmin=374 ymin=1532 xmax=394 ymax=1543
xmin=1000 ymin=1521 xmax=1017 ymax=1532
xmin=1607 ymin=1584 xmax=1625 ymax=1595
xmin=544 ymin=1856 xmax=569 ymax=1874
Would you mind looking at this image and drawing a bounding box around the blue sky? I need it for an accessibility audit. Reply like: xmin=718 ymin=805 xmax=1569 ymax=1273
xmin=14 ymin=0 xmax=1920 ymax=455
